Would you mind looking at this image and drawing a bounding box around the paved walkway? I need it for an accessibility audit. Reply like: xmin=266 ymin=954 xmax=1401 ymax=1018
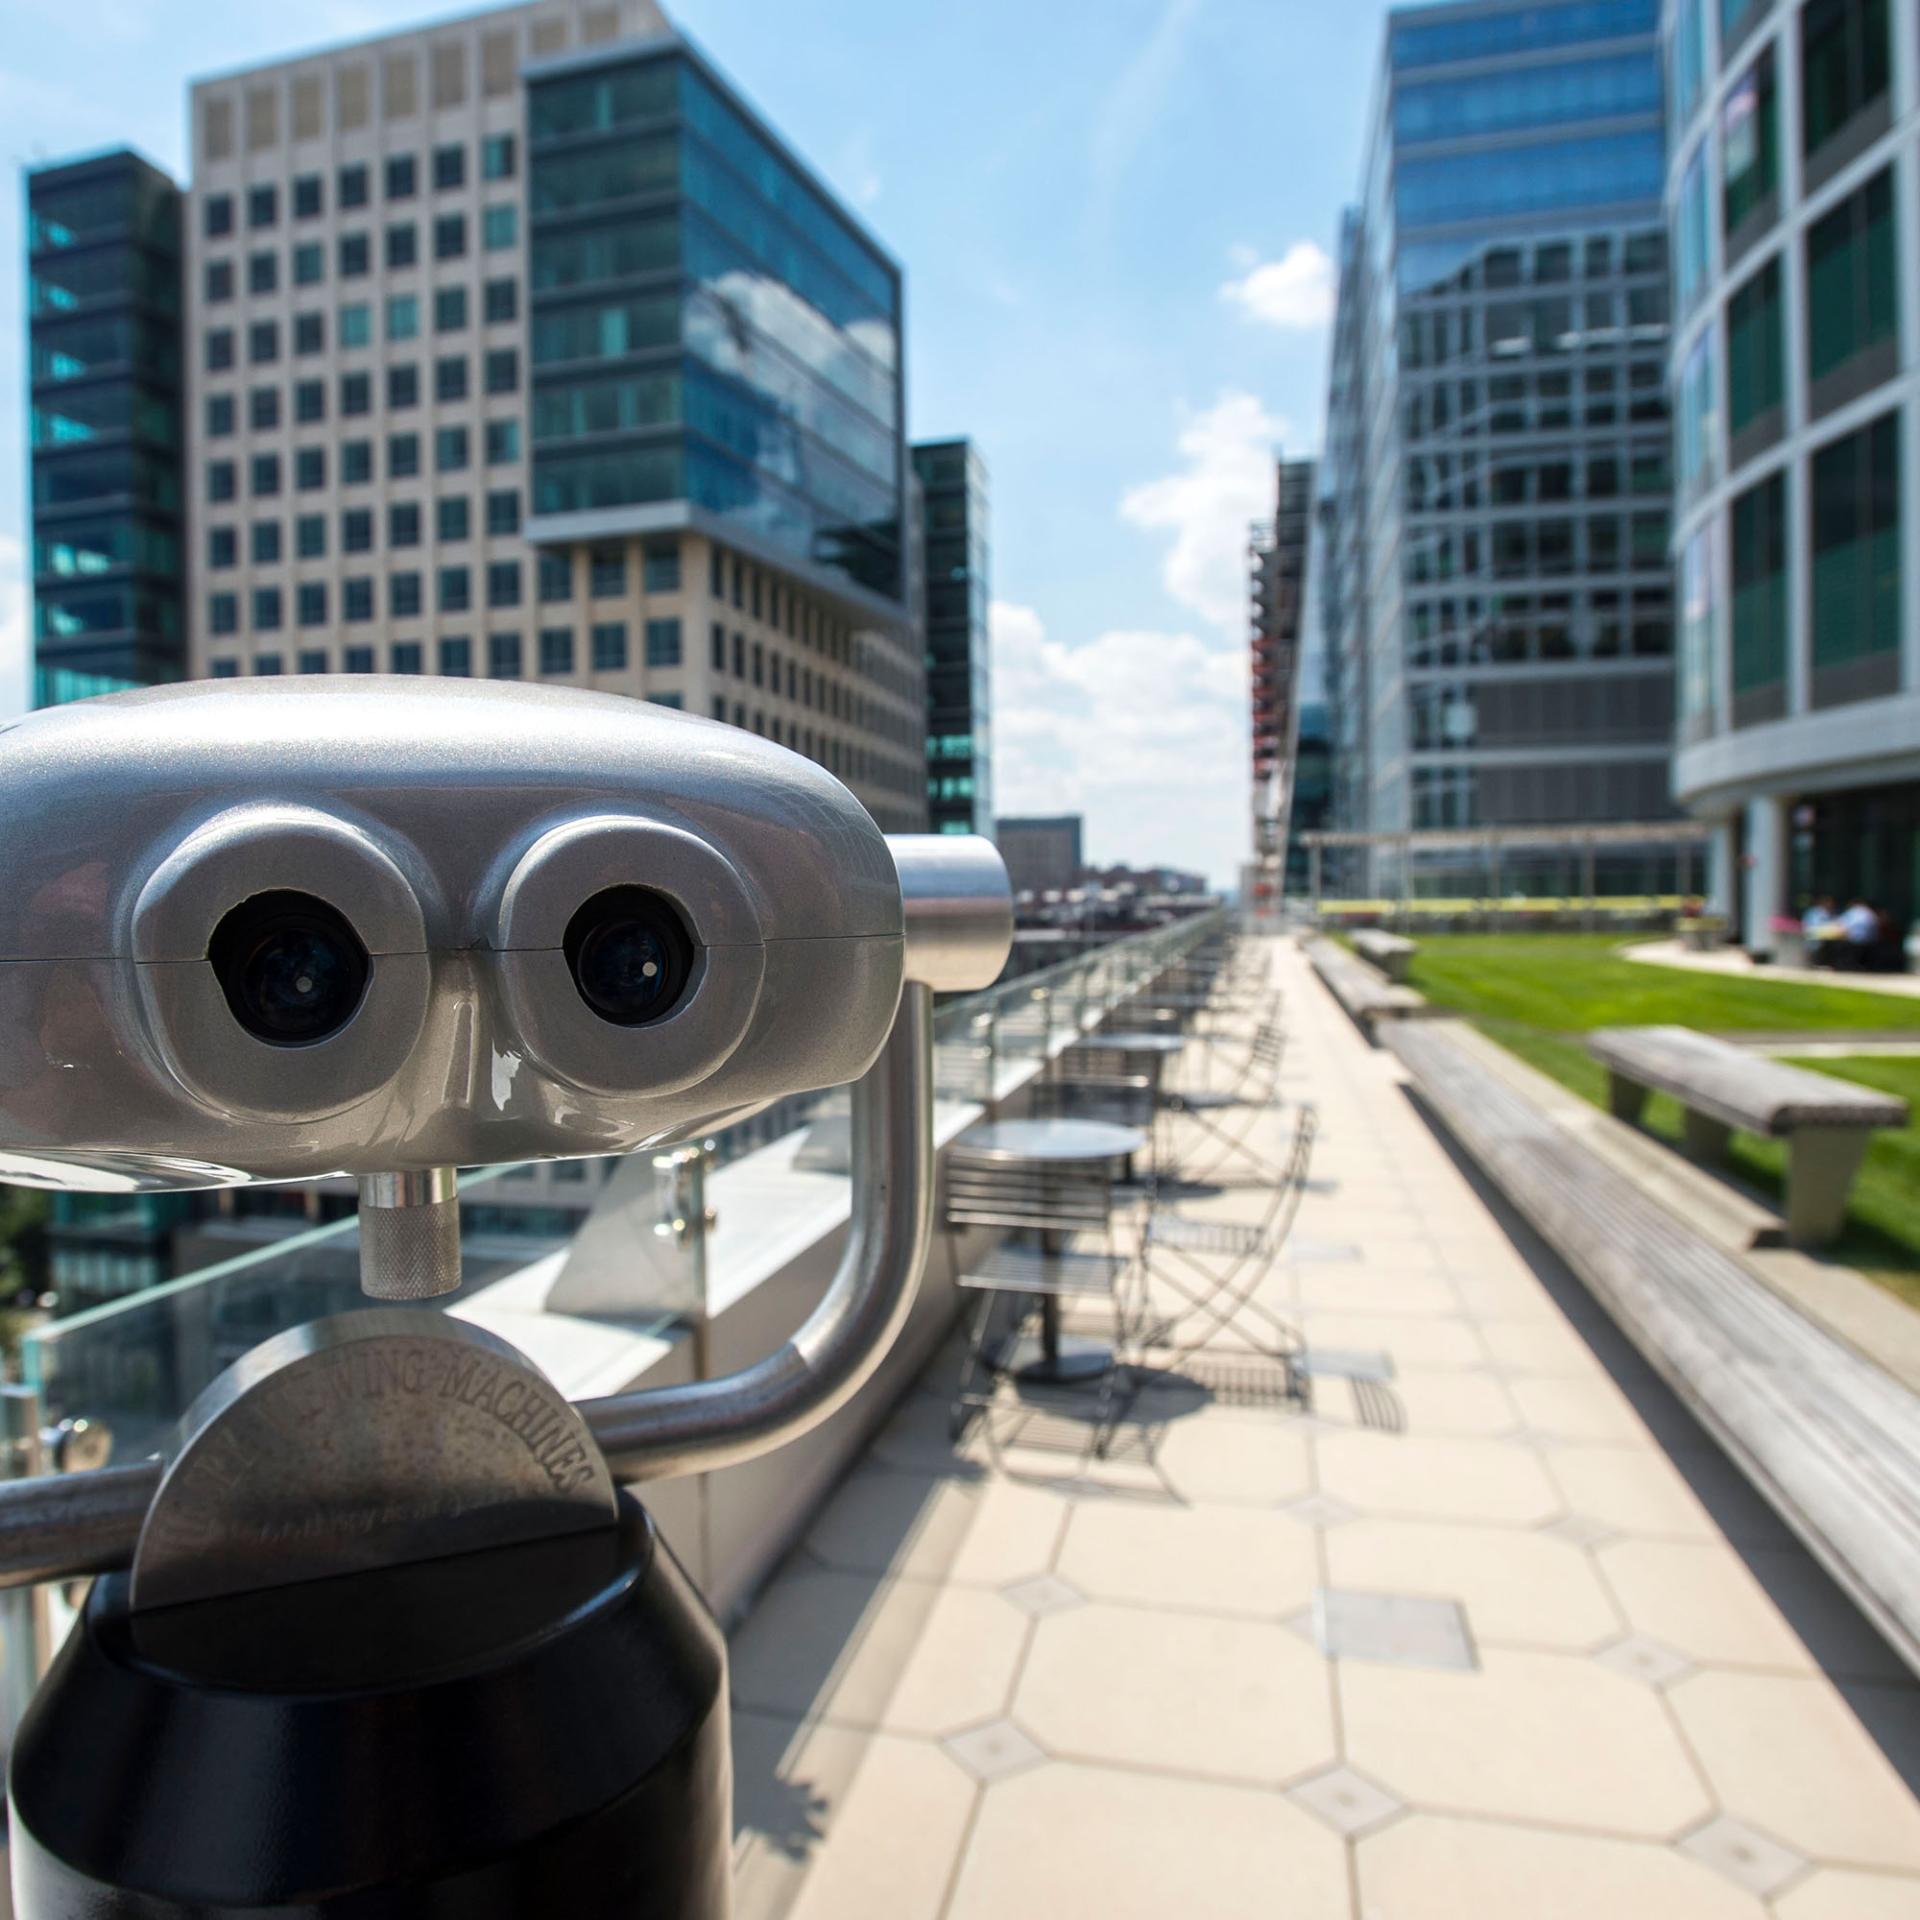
xmin=1627 ymin=939 xmax=1920 ymax=1000
xmin=728 ymin=940 xmax=1920 ymax=1919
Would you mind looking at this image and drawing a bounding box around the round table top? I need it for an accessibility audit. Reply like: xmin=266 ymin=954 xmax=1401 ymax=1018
xmin=1146 ymin=993 xmax=1213 ymax=1010
xmin=955 ymin=1118 xmax=1147 ymax=1163
xmin=1080 ymin=1032 xmax=1185 ymax=1055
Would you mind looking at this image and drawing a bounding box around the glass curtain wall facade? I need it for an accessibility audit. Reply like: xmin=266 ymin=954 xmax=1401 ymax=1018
xmin=27 ymin=151 xmax=186 ymax=707
xmin=912 ymin=440 xmax=992 ymax=834
xmin=526 ymin=44 xmax=905 ymax=606
xmin=1321 ymin=0 xmax=1684 ymax=898
xmin=1665 ymin=0 xmax=1919 ymax=951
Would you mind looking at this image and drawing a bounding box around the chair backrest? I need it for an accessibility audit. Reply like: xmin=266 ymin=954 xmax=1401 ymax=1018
xmin=1058 ymin=1045 xmax=1151 ymax=1085
xmin=1033 ymin=1076 xmax=1155 ymax=1129
xmin=945 ymin=1152 xmax=1116 ymax=1235
xmin=1267 ymin=1104 xmax=1318 ymax=1251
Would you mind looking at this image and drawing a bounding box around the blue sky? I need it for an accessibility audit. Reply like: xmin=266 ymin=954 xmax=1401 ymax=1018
xmin=1 ymin=0 xmax=1388 ymax=883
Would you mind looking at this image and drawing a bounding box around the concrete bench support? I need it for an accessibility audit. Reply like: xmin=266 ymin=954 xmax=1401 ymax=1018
xmin=1353 ymin=930 xmax=1417 ymax=985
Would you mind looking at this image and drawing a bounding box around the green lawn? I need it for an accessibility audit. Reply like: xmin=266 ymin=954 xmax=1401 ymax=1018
xmin=1399 ymin=935 xmax=1920 ymax=1308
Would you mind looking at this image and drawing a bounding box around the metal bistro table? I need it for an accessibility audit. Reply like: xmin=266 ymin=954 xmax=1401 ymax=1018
xmin=953 ymin=1117 xmax=1146 ymax=1385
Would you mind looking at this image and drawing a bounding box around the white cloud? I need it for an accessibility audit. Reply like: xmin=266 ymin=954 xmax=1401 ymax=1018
xmin=1220 ymin=240 xmax=1336 ymax=331
xmin=0 ymin=534 xmax=28 ymax=724
xmin=991 ymin=600 xmax=1249 ymax=887
xmin=1089 ymin=0 xmax=1205 ymax=210
xmin=1120 ymin=390 xmax=1290 ymax=632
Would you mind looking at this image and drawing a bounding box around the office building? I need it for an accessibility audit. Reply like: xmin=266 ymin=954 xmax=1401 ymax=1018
xmin=1666 ymin=0 xmax=1919 ymax=949
xmin=996 ymin=814 xmax=1084 ymax=897
xmin=27 ymin=150 xmax=188 ymax=709
xmin=1321 ymin=0 xmax=1685 ymax=897
xmin=27 ymin=0 xmax=924 ymax=831
xmin=912 ymin=439 xmax=993 ymax=834
xmin=1250 ymin=458 xmax=1314 ymax=908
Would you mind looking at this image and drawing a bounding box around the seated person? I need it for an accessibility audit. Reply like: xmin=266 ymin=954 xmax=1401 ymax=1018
xmin=1803 ymin=895 xmax=1842 ymax=966
xmin=1838 ymin=898 xmax=1880 ymax=969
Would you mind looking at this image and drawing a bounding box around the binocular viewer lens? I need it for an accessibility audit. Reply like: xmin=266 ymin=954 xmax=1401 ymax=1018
xmin=207 ymin=885 xmax=696 ymax=1045
xmin=564 ymin=888 xmax=694 ymax=1028
xmin=209 ymin=893 xmax=372 ymax=1047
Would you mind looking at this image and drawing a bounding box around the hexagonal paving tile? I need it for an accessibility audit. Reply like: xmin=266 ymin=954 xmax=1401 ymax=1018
xmin=1055 ymin=1494 xmax=1320 ymax=1618
xmin=1677 ymin=1814 xmax=1808 ymax=1899
xmin=1016 ymin=1602 xmax=1337 ymax=1784
xmin=1316 ymin=1430 xmax=1562 ymax=1526
xmin=1777 ymin=1867 xmax=1920 ymax=1918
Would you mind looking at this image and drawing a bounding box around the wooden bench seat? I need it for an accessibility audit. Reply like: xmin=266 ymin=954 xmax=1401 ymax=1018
xmin=1352 ymin=929 xmax=1417 ymax=984
xmin=1307 ymin=937 xmax=1427 ymax=1042
xmin=1387 ymin=1017 xmax=1920 ymax=1677
xmin=1589 ymin=1026 xmax=1908 ymax=1247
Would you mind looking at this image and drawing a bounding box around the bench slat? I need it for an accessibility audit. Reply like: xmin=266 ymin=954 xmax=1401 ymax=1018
xmin=1388 ymin=1018 xmax=1920 ymax=1676
xmin=1307 ymin=938 xmax=1427 ymax=1030
xmin=1589 ymin=1025 xmax=1908 ymax=1135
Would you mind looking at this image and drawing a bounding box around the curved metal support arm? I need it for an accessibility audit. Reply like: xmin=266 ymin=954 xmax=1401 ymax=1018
xmin=578 ymin=982 xmax=934 ymax=1481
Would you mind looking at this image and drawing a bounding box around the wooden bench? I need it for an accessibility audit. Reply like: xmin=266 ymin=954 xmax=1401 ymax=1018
xmin=1306 ymin=937 xmax=1427 ymax=1042
xmin=1386 ymin=1017 xmax=1920 ymax=1677
xmin=1352 ymin=929 xmax=1416 ymax=984
xmin=1589 ymin=1026 xmax=1908 ymax=1248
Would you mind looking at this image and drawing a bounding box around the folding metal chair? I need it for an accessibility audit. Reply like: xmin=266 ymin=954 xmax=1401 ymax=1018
xmin=1139 ymin=1105 xmax=1317 ymax=1404
xmin=1162 ymin=1020 xmax=1289 ymax=1187
xmin=946 ymin=1150 xmax=1141 ymax=1458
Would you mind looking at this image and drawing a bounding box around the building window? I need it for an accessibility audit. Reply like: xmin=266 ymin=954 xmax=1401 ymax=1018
xmin=208 ymin=526 xmax=237 ymax=568
xmin=440 ymin=566 xmax=472 ymax=612
xmin=1730 ymin=472 xmax=1788 ymax=712
xmin=248 ymin=321 xmax=279 ymax=365
xmin=298 ymin=582 xmax=329 ymax=628
xmin=341 ymin=371 xmax=372 ymax=416
xmin=540 ymin=628 xmax=575 ymax=675
xmin=592 ymin=622 xmax=628 ymax=671
xmin=293 ymin=173 xmax=323 ymax=220
xmin=1721 ymin=48 xmax=1777 ymax=244
xmin=295 ymin=311 xmax=326 ymax=355
xmin=391 ymin=574 xmax=423 ymax=619
xmin=1805 ymin=167 xmax=1896 ymax=400
xmin=486 ymin=488 xmax=520 ymax=536
xmin=294 ymin=380 xmax=325 ymax=424
xmin=342 ymin=508 xmax=373 ymax=554
xmin=205 ymin=259 xmax=234 ymax=303
xmin=293 ymin=241 xmax=324 ymax=286
xmin=436 ymin=285 xmax=468 ymax=332
xmin=344 ymin=579 xmax=374 ymax=623
xmin=433 ymin=143 xmax=466 ymax=191
xmin=338 ymin=232 xmax=371 ymax=278
xmin=389 ymin=433 xmax=421 ymax=479
xmin=1725 ymin=256 xmax=1784 ymax=444
xmin=387 ymin=294 xmax=419 ymax=342
xmin=253 ymin=653 xmax=283 ymax=676
xmin=211 ymin=657 xmax=239 ymax=677
xmin=251 ymin=521 xmax=281 ymax=565
xmin=206 ymin=328 xmax=234 ymax=372
xmin=387 ymin=364 xmax=420 ymax=410
xmin=390 ymin=501 xmax=421 ymax=548
xmin=207 ymin=394 xmax=235 ymax=437
xmin=644 ymin=617 xmax=681 ymax=667
xmin=438 ymin=426 xmax=471 ymax=471
xmin=386 ymin=223 xmax=418 ymax=271
xmin=386 ymin=153 xmax=417 ymax=200
xmin=340 ymin=302 xmax=372 ymax=348
xmin=1810 ymin=409 xmax=1900 ymax=702
xmin=1671 ymin=0 xmax=1705 ymax=122
xmin=486 ymin=420 xmax=519 ymax=465
xmin=298 ymin=648 xmax=327 ymax=674
xmin=251 ymin=453 xmax=281 ymax=497
xmin=485 ymin=347 xmax=519 ymax=393
xmin=250 ymin=587 xmax=282 ymax=632
xmin=645 ymin=540 xmax=681 ymax=592
xmin=1801 ymin=0 xmax=1891 ymax=165
xmin=1676 ymin=332 xmax=1716 ymax=501
xmin=710 ymin=622 xmax=725 ymax=670
xmin=439 ymin=636 xmax=472 ymax=676
xmin=482 ymin=133 xmax=516 ymax=180
xmin=1675 ymin=144 xmax=1708 ymax=315
xmin=490 ymin=632 xmax=523 ymax=678
xmin=250 ymin=387 xmax=280 ymax=432
xmin=248 ymin=250 xmax=277 ymax=295
xmin=338 ymin=163 xmax=369 ymax=209
xmin=488 ymin=560 xmax=522 ymax=607
xmin=539 ymin=551 xmax=572 ymax=601
xmin=484 ymin=277 xmax=517 ymax=323
xmin=436 ymin=355 xmax=470 ymax=402
xmin=204 ymin=193 xmax=234 ymax=238
xmin=209 ymin=593 xmax=239 ymax=635
xmin=247 ymin=183 xmax=277 ymax=230
xmin=297 ymin=513 xmax=326 ymax=558
xmin=391 ymin=641 xmax=423 ymax=674
xmin=345 ymin=645 xmax=375 ymax=673
xmin=483 ymin=205 xmax=518 ymax=251
xmin=342 ymin=440 xmax=373 ymax=484
xmin=296 ymin=447 xmax=327 ymax=491
xmin=434 ymin=213 xmax=467 ymax=260
xmin=439 ymin=496 xmax=472 ymax=542
xmin=589 ymin=547 xmax=626 ymax=597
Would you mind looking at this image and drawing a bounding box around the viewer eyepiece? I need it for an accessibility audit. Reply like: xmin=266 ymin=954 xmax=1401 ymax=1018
xmin=209 ymin=891 xmax=371 ymax=1046
xmin=564 ymin=887 xmax=694 ymax=1027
